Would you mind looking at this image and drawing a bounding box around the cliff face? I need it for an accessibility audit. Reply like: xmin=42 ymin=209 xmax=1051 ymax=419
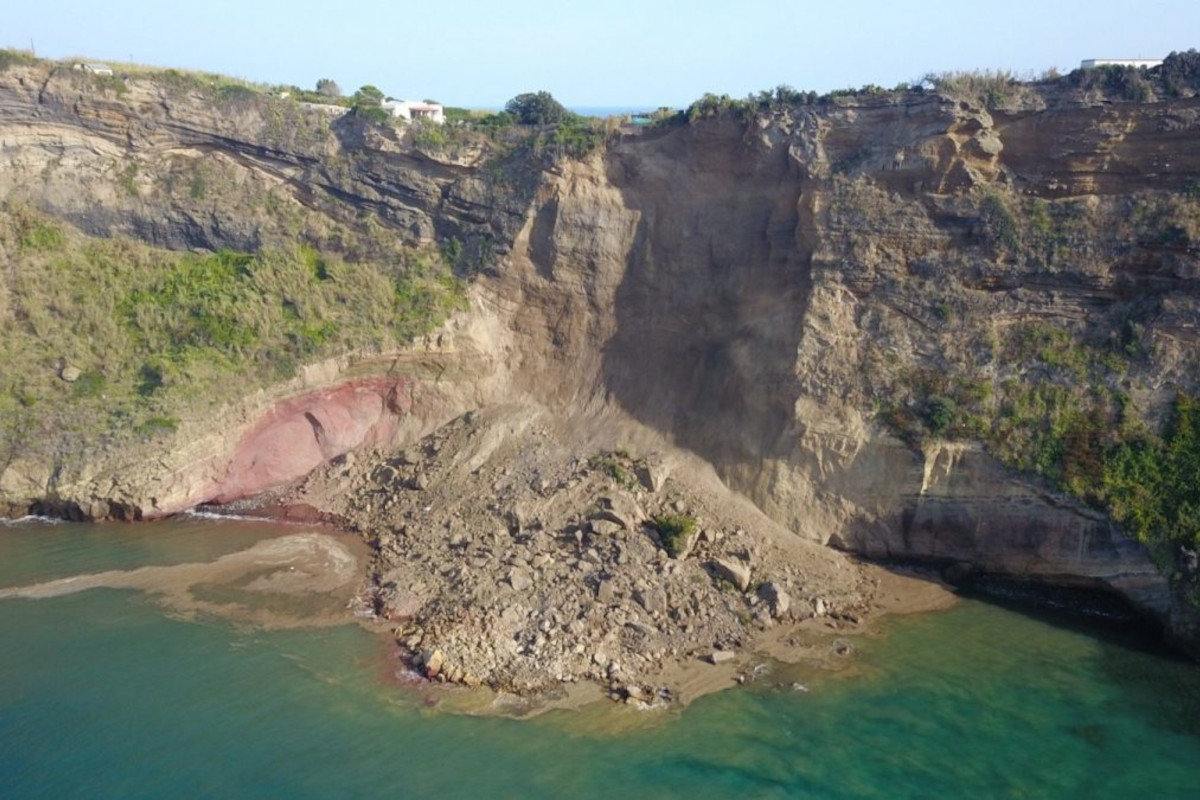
xmin=2 ymin=62 xmax=1199 ymax=646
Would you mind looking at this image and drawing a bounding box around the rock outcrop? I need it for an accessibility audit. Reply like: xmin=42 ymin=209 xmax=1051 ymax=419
xmin=2 ymin=60 xmax=1199 ymax=652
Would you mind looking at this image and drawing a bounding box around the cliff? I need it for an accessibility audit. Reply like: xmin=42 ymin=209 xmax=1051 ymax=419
xmin=2 ymin=56 xmax=1199 ymax=652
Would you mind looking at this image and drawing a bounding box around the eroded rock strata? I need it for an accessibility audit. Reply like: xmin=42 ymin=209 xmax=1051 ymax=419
xmin=2 ymin=60 xmax=1199 ymax=680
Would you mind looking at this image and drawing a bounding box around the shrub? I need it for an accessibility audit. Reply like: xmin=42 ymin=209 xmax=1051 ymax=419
xmin=1070 ymin=64 xmax=1154 ymax=101
xmin=71 ymin=370 xmax=106 ymax=398
xmin=652 ymin=513 xmax=697 ymax=557
xmin=686 ymin=93 xmax=755 ymax=122
xmin=589 ymin=454 xmax=637 ymax=488
xmin=92 ymin=74 xmax=128 ymax=96
xmin=351 ymin=85 xmax=390 ymax=124
xmin=926 ymin=70 xmax=1019 ymax=107
xmin=18 ymin=221 xmax=64 ymax=252
xmin=0 ymin=48 xmax=35 ymax=72
xmin=1160 ymin=49 xmax=1200 ymax=97
xmin=923 ymin=396 xmax=957 ymax=435
xmin=505 ymin=91 xmax=568 ymax=125
xmin=978 ymin=191 xmax=1020 ymax=253
xmin=1104 ymin=395 xmax=1200 ymax=553
xmin=135 ymin=416 xmax=179 ymax=437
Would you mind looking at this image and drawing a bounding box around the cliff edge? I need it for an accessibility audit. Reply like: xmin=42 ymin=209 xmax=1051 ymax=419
xmin=2 ymin=55 xmax=1199 ymax=659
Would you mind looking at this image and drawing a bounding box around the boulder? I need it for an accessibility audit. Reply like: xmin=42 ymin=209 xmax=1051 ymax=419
xmin=596 ymin=579 xmax=617 ymax=604
xmin=590 ymin=519 xmax=622 ymax=536
xmin=759 ymin=581 xmax=791 ymax=618
xmin=508 ymin=567 xmax=533 ymax=592
xmin=708 ymin=650 xmax=736 ymax=665
xmin=634 ymin=587 xmax=667 ymax=614
xmin=60 ymin=365 xmax=81 ymax=382
xmin=712 ymin=557 xmax=752 ymax=592
xmin=422 ymin=648 xmax=444 ymax=677
xmin=595 ymin=494 xmax=645 ymax=529
xmin=636 ymin=458 xmax=670 ymax=493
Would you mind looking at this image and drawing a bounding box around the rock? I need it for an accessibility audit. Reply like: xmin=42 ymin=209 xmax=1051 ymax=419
xmin=635 ymin=458 xmax=669 ymax=493
xmin=508 ymin=567 xmax=533 ymax=591
xmin=813 ymin=597 xmax=827 ymax=617
xmin=708 ymin=650 xmax=736 ymax=664
xmin=759 ymin=581 xmax=791 ymax=618
xmin=60 ymin=365 xmax=81 ymax=382
xmin=596 ymin=579 xmax=617 ymax=604
xmin=372 ymin=464 xmax=398 ymax=484
xmin=634 ymin=587 xmax=667 ymax=614
xmin=531 ymin=553 xmax=553 ymax=569
xmin=596 ymin=495 xmax=645 ymax=529
xmin=422 ymin=648 xmax=444 ymax=677
xmin=412 ymin=472 xmax=429 ymax=491
xmin=712 ymin=557 xmax=752 ymax=592
xmin=590 ymin=519 xmax=622 ymax=536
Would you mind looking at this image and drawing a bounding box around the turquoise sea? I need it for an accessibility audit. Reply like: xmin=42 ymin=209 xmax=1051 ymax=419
xmin=1 ymin=518 xmax=1198 ymax=799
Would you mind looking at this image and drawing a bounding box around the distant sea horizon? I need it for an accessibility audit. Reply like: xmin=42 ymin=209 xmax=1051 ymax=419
xmin=571 ymin=105 xmax=666 ymax=117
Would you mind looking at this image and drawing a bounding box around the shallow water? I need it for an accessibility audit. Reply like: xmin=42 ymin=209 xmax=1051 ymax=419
xmin=1 ymin=520 xmax=1198 ymax=799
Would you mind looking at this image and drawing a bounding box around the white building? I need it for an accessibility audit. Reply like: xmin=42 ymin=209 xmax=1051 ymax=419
xmin=1080 ymin=58 xmax=1162 ymax=70
xmin=381 ymin=99 xmax=445 ymax=124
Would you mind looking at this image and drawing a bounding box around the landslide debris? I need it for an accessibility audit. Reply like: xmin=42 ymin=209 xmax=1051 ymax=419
xmin=288 ymin=404 xmax=882 ymax=704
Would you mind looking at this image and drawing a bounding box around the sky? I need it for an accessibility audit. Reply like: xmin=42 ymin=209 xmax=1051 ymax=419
xmin=3 ymin=1 xmax=1198 ymax=109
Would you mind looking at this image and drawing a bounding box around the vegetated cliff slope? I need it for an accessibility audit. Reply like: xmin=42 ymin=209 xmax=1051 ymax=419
xmin=1 ymin=56 xmax=1199 ymax=649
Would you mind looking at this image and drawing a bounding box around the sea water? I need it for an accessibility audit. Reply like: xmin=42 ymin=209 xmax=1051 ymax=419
xmin=1 ymin=519 xmax=1198 ymax=799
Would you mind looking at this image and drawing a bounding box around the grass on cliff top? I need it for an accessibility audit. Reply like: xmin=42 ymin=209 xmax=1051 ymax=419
xmin=0 ymin=203 xmax=465 ymax=474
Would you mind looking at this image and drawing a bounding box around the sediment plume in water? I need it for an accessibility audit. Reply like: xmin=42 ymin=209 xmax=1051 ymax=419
xmin=0 ymin=533 xmax=362 ymax=629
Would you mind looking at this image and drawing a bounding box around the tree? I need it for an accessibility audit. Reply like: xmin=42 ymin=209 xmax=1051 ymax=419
xmin=316 ymin=78 xmax=341 ymax=98
xmin=351 ymin=85 xmax=389 ymax=124
xmin=352 ymin=85 xmax=385 ymax=106
xmin=505 ymin=91 xmax=568 ymax=125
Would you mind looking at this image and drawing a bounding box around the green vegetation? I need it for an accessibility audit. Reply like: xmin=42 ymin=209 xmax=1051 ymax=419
xmin=885 ymin=334 xmax=1198 ymax=563
xmin=1069 ymin=64 xmax=1153 ymax=102
xmin=976 ymin=188 xmax=1200 ymax=269
xmin=1160 ymin=49 xmax=1200 ymax=97
xmin=505 ymin=91 xmax=568 ymax=125
xmin=652 ymin=513 xmax=697 ymax=558
xmin=91 ymin=73 xmax=129 ymax=96
xmin=875 ymin=183 xmax=1200 ymax=581
xmin=350 ymin=84 xmax=389 ymax=124
xmin=1104 ymin=397 xmax=1200 ymax=553
xmin=0 ymin=48 xmax=36 ymax=72
xmin=926 ymin=70 xmax=1023 ymax=107
xmin=675 ymin=48 xmax=1200 ymax=128
xmin=0 ymin=204 xmax=465 ymax=470
xmin=487 ymin=91 xmax=607 ymax=159
xmin=589 ymin=453 xmax=637 ymax=489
